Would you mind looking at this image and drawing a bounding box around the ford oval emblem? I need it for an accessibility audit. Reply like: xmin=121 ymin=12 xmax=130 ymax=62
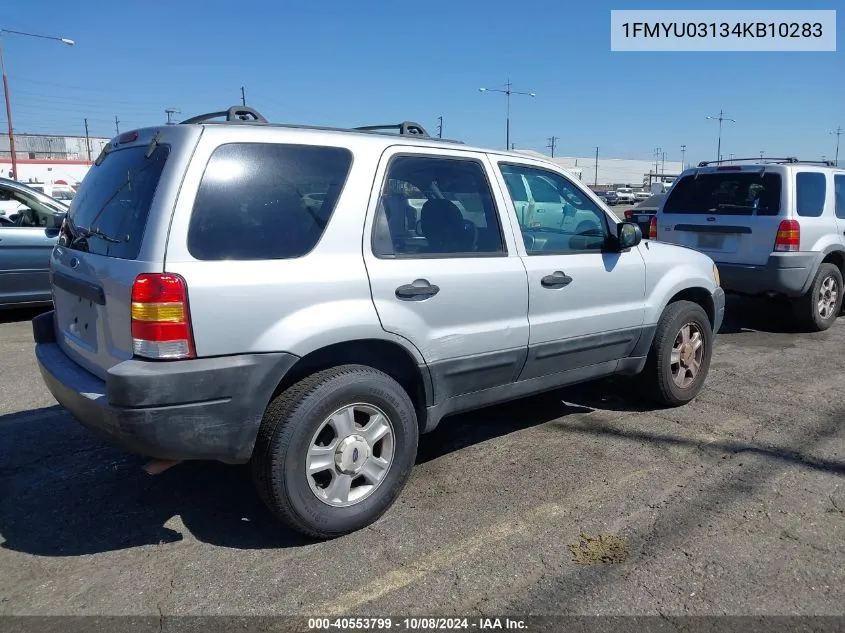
xmin=69 ymin=257 xmax=79 ymax=269
xmin=706 ymin=216 xmax=716 ymax=222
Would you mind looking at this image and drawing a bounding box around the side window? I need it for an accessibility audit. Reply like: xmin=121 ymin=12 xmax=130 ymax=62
xmin=834 ymin=175 xmax=845 ymax=220
xmin=371 ymin=155 xmax=506 ymax=258
xmin=499 ymin=163 xmax=609 ymax=255
xmin=187 ymin=143 xmax=353 ymax=261
xmin=796 ymin=172 xmax=827 ymax=218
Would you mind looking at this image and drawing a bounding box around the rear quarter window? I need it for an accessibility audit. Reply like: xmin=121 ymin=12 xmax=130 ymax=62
xmin=795 ymin=172 xmax=827 ymax=218
xmin=835 ymin=174 xmax=845 ymax=219
xmin=187 ymin=143 xmax=353 ymax=261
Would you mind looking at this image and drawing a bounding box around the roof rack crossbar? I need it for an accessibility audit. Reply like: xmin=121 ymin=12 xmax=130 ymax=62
xmin=695 ymin=157 xmax=839 ymax=168
xmin=181 ymin=106 xmax=268 ymax=125
xmin=352 ymin=121 xmax=430 ymax=137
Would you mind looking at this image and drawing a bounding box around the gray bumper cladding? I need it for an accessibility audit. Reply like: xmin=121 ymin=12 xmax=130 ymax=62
xmin=32 ymin=310 xmax=299 ymax=463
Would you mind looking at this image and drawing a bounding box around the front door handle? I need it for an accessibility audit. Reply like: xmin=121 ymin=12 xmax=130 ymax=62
xmin=395 ymin=278 xmax=440 ymax=300
xmin=541 ymin=271 xmax=573 ymax=289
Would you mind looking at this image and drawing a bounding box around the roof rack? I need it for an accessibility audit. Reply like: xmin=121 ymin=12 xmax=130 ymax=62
xmin=352 ymin=122 xmax=431 ymax=137
xmin=181 ymin=106 xmax=269 ymax=125
xmin=697 ymin=157 xmax=835 ymax=167
xmin=178 ymin=107 xmax=463 ymax=143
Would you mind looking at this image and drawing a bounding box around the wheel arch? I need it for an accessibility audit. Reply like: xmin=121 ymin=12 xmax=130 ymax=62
xmin=663 ymin=286 xmax=716 ymax=330
xmin=270 ymin=338 xmax=432 ymax=433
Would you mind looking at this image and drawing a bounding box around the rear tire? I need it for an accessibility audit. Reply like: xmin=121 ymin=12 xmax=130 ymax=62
xmin=640 ymin=300 xmax=713 ymax=407
xmin=792 ymin=263 xmax=843 ymax=332
xmin=251 ymin=364 xmax=419 ymax=539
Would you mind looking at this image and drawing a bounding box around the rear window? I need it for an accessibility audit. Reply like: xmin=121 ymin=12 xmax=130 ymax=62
xmin=663 ymin=172 xmax=782 ymax=216
xmin=67 ymin=144 xmax=170 ymax=260
xmin=187 ymin=143 xmax=352 ymax=261
xmin=835 ymin=175 xmax=845 ymax=219
xmin=796 ymin=172 xmax=826 ymax=218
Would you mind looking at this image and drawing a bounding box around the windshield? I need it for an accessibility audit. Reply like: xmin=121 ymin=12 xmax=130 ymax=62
xmin=66 ymin=143 xmax=170 ymax=259
xmin=0 ymin=187 xmax=64 ymax=227
xmin=663 ymin=172 xmax=782 ymax=216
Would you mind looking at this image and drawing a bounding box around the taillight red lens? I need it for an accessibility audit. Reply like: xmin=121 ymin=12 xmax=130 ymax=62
xmin=648 ymin=215 xmax=658 ymax=240
xmin=624 ymin=209 xmax=634 ymax=219
xmin=774 ymin=219 xmax=800 ymax=252
xmin=118 ymin=130 xmax=139 ymax=144
xmin=130 ymin=273 xmax=195 ymax=360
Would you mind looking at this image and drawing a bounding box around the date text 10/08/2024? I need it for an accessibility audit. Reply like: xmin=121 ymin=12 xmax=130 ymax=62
xmin=307 ymin=617 xmax=528 ymax=630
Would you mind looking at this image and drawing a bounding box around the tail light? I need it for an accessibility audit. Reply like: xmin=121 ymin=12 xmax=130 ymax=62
xmin=130 ymin=273 xmax=195 ymax=360
xmin=624 ymin=209 xmax=634 ymax=220
xmin=774 ymin=219 xmax=800 ymax=252
xmin=648 ymin=215 xmax=658 ymax=240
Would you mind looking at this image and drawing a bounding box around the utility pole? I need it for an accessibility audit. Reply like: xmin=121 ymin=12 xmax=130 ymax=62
xmin=594 ymin=146 xmax=599 ymax=187
xmin=680 ymin=144 xmax=686 ymax=169
xmin=546 ymin=135 xmax=559 ymax=157
xmin=760 ymin=150 xmax=765 ymax=159
xmin=706 ymin=109 xmax=736 ymax=162
xmin=114 ymin=115 xmax=120 ymax=135
xmin=240 ymin=86 xmax=246 ymax=107
xmin=436 ymin=116 xmax=443 ymax=139
xmin=478 ymin=79 xmax=536 ymax=150
xmin=661 ymin=151 xmax=665 ymax=175
xmin=653 ymin=147 xmax=662 ymax=174
xmin=84 ymin=118 xmax=91 ymax=162
xmin=165 ymin=108 xmax=180 ymax=125
xmin=831 ymin=126 xmax=843 ymax=166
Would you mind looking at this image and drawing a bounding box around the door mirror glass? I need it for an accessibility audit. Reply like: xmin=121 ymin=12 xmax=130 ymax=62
xmin=618 ymin=221 xmax=642 ymax=249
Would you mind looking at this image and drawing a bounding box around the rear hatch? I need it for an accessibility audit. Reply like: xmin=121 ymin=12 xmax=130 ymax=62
xmin=49 ymin=126 xmax=199 ymax=380
xmin=656 ymin=166 xmax=785 ymax=266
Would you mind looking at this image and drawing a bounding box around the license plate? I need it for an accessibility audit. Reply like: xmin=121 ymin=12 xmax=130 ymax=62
xmin=698 ymin=233 xmax=723 ymax=249
xmin=636 ymin=215 xmax=649 ymax=223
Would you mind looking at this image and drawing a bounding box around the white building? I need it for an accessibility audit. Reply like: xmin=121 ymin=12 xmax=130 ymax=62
xmin=514 ymin=150 xmax=682 ymax=188
xmin=1 ymin=133 xmax=110 ymax=185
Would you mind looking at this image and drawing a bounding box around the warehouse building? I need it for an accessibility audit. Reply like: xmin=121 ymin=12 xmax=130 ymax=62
xmin=0 ymin=133 xmax=110 ymax=184
xmin=514 ymin=149 xmax=682 ymax=189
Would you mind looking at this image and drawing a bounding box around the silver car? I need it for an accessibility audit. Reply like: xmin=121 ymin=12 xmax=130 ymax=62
xmin=33 ymin=107 xmax=724 ymax=538
xmin=0 ymin=178 xmax=68 ymax=308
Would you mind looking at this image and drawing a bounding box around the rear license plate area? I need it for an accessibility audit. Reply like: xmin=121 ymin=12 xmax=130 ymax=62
xmin=56 ymin=292 xmax=99 ymax=351
xmin=697 ymin=233 xmax=724 ymax=250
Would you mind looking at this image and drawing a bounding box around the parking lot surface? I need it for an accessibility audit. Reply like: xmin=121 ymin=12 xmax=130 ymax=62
xmin=1 ymin=299 xmax=843 ymax=617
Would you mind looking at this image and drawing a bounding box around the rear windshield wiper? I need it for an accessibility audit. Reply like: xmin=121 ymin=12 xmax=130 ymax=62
xmin=73 ymin=225 xmax=123 ymax=244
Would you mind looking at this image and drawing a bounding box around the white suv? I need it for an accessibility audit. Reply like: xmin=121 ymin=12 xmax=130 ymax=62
xmin=652 ymin=158 xmax=845 ymax=331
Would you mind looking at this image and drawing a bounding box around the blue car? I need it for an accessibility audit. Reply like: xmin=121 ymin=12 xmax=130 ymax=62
xmin=0 ymin=178 xmax=68 ymax=309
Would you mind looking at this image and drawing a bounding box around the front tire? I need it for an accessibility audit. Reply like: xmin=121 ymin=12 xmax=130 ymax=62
xmin=792 ymin=263 xmax=843 ymax=332
xmin=251 ymin=365 xmax=419 ymax=539
xmin=641 ymin=300 xmax=714 ymax=407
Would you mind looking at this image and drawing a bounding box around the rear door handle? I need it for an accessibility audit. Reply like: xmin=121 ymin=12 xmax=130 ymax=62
xmin=541 ymin=271 xmax=573 ymax=289
xmin=395 ymin=279 xmax=440 ymax=300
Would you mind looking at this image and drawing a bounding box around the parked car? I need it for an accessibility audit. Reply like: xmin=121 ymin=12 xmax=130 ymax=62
xmin=615 ymin=187 xmax=636 ymax=204
xmin=652 ymin=158 xmax=845 ymax=331
xmin=604 ymin=190 xmax=619 ymax=205
xmin=623 ymin=193 xmax=667 ymax=236
xmin=634 ymin=191 xmax=651 ymax=202
xmin=27 ymin=182 xmax=77 ymax=206
xmin=33 ymin=106 xmax=724 ymax=538
xmin=0 ymin=178 xmax=68 ymax=308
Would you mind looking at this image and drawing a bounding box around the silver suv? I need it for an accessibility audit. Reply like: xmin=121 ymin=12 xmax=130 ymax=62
xmin=33 ymin=106 xmax=724 ymax=538
xmin=653 ymin=158 xmax=845 ymax=331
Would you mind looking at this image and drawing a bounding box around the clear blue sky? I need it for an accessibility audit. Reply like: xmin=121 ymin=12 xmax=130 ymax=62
xmin=2 ymin=0 xmax=842 ymax=165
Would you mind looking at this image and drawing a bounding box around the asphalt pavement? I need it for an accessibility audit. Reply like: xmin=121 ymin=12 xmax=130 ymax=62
xmin=0 ymin=297 xmax=843 ymax=618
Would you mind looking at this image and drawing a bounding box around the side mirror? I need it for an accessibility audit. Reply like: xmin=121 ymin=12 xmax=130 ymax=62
xmin=617 ymin=221 xmax=642 ymax=250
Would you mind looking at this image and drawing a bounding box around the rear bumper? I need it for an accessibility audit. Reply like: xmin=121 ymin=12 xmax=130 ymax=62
xmin=716 ymin=253 xmax=817 ymax=297
xmin=33 ymin=310 xmax=299 ymax=463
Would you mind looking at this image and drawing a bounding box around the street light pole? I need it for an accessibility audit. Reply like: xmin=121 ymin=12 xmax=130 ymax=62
xmin=0 ymin=28 xmax=74 ymax=181
xmin=680 ymin=144 xmax=686 ymax=169
xmin=706 ymin=109 xmax=735 ymax=162
xmin=479 ymin=79 xmax=535 ymax=150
